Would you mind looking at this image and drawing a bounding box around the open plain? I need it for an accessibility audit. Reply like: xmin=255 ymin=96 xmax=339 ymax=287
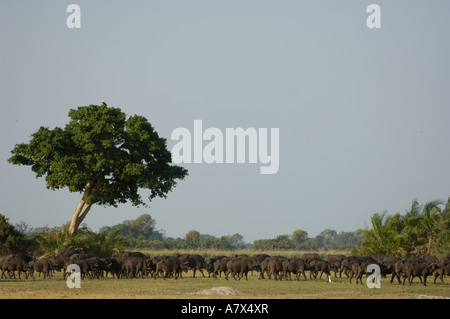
xmin=1 ymin=269 xmax=448 ymax=299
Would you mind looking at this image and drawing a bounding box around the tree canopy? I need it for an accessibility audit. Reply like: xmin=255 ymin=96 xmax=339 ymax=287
xmin=8 ymin=104 xmax=188 ymax=235
xmin=100 ymin=214 xmax=163 ymax=241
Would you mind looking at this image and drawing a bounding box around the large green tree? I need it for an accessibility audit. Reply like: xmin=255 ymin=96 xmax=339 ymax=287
xmin=291 ymin=229 xmax=308 ymax=245
xmin=100 ymin=213 xmax=163 ymax=241
xmin=8 ymin=104 xmax=188 ymax=235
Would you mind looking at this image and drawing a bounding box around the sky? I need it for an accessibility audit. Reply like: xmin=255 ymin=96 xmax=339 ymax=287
xmin=1 ymin=1 xmax=449 ymax=243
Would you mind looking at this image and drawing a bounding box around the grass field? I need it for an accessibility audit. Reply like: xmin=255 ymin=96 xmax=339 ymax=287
xmin=1 ymin=270 xmax=449 ymax=299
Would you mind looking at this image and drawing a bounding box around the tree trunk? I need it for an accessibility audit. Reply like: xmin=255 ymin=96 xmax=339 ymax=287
xmin=68 ymin=182 xmax=94 ymax=236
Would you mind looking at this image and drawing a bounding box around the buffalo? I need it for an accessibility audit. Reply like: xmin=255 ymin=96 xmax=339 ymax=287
xmin=282 ymin=258 xmax=307 ymax=281
xmin=434 ymin=257 xmax=449 ymax=284
xmin=28 ymin=258 xmax=58 ymax=279
xmin=225 ymin=256 xmax=258 ymax=281
xmin=309 ymin=259 xmax=332 ymax=282
xmin=402 ymin=262 xmax=437 ymax=286
xmin=205 ymin=256 xmax=226 ymax=278
xmin=213 ymin=257 xmax=231 ymax=279
xmin=324 ymin=254 xmax=346 ymax=278
xmin=434 ymin=263 xmax=450 ymax=284
xmin=0 ymin=254 xmax=32 ymax=279
xmin=179 ymin=254 xmax=206 ymax=278
xmin=155 ymin=255 xmax=188 ymax=280
xmin=266 ymin=256 xmax=287 ymax=280
xmin=123 ymin=256 xmax=148 ymax=278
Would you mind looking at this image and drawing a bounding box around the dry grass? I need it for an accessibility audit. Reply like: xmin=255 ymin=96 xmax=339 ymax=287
xmin=1 ymin=270 xmax=448 ymax=299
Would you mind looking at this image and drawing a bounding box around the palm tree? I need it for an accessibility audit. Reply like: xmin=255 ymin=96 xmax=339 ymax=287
xmin=433 ymin=198 xmax=450 ymax=257
xmin=356 ymin=211 xmax=405 ymax=256
xmin=351 ymin=199 xmax=447 ymax=257
xmin=403 ymin=199 xmax=443 ymax=255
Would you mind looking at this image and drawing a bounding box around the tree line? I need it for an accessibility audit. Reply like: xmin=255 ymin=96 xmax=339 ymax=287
xmin=1 ymin=197 xmax=448 ymax=258
xmin=99 ymin=216 xmax=363 ymax=251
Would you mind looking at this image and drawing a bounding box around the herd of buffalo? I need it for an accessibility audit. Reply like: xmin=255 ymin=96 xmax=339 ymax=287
xmin=0 ymin=249 xmax=449 ymax=286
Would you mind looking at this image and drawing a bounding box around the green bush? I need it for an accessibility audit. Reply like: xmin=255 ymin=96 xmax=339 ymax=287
xmin=0 ymin=214 xmax=27 ymax=254
xmin=34 ymin=224 xmax=126 ymax=257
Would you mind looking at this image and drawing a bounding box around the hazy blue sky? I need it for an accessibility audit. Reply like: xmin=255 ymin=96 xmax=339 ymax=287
xmin=1 ymin=1 xmax=449 ymax=242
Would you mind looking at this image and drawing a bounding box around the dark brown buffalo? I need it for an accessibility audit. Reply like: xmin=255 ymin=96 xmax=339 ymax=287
xmin=266 ymin=256 xmax=287 ymax=280
xmin=155 ymin=255 xmax=188 ymax=280
xmin=0 ymin=254 xmax=32 ymax=279
xmin=28 ymin=258 xmax=58 ymax=279
xmin=403 ymin=262 xmax=437 ymax=286
xmin=179 ymin=254 xmax=206 ymax=278
xmin=282 ymin=258 xmax=307 ymax=281
xmin=324 ymin=254 xmax=346 ymax=278
xmin=225 ymin=256 xmax=258 ymax=281
xmin=309 ymin=259 xmax=332 ymax=282
xmin=213 ymin=257 xmax=231 ymax=279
